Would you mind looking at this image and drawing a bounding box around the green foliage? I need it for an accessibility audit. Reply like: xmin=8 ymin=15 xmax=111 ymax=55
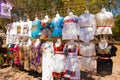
xmin=113 ymin=15 xmax=120 ymax=38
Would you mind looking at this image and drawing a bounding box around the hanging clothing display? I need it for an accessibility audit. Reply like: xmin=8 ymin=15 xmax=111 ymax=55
xmin=42 ymin=41 xmax=55 ymax=80
xmin=78 ymin=10 xmax=96 ymax=43
xmin=63 ymin=40 xmax=80 ymax=80
xmin=79 ymin=42 xmax=96 ymax=71
xmin=51 ymin=14 xmax=64 ymax=37
xmin=95 ymin=41 xmax=117 ymax=75
xmin=0 ymin=2 xmax=12 ymax=19
xmin=62 ymin=12 xmax=79 ymax=40
xmin=41 ymin=16 xmax=52 ymax=39
xmin=52 ymin=39 xmax=66 ymax=78
xmin=96 ymin=8 xmax=114 ymax=35
xmin=31 ymin=19 xmax=41 ymax=38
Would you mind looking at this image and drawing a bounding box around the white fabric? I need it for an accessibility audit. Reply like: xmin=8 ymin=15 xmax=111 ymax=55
xmin=22 ymin=21 xmax=32 ymax=37
xmin=62 ymin=15 xmax=79 ymax=40
xmin=78 ymin=13 xmax=96 ymax=43
xmin=64 ymin=41 xmax=80 ymax=79
xmin=12 ymin=21 xmax=23 ymax=36
xmin=96 ymin=8 xmax=114 ymax=35
xmin=96 ymin=27 xmax=112 ymax=35
xmin=54 ymin=54 xmax=66 ymax=72
xmin=42 ymin=41 xmax=54 ymax=80
xmin=79 ymin=42 xmax=96 ymax=71
xmin=53 ymin=41 xmax=66 ymax=72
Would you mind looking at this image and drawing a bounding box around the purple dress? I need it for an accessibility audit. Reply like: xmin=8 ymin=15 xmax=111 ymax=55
xmin=30 ymin=42 xmax=42 ymax=73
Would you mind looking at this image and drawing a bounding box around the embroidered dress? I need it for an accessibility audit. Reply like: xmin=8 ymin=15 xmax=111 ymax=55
xmin=63 ymin=42 xmax=80 ymax=80
xmin=95 ymin=43 xmax=117 ymax=75
xmin=31 ymin=19 xmax=41 ymax=38
xmin=62 ymin=15 xmax=79 ymax=40
xmin=52 ymin=43 xmax=66 ymax=78
xmin=51 ymin=17 xmax=64 ymax=37
xmin=30 ymin=42 xmax=42 ymax=73
xmin=12 ymin=45 xmax=20 ymax=65
xmin=78 ymin=14 xmax=96 ymax=43
xmin=42 ymin=41 xmax=55 ymax=80
xmin=96 ymin=8 xmax=114 ymax=35
xmin=79 ymin=42 xmax=96 ymax=71
xmin=0 ymin=2 xmax=12 ymax=19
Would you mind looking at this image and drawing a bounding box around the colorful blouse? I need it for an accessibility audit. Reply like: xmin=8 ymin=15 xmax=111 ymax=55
xmin=95 ymin=43 xmax=117 ymax=57
xmin=51 ymin=17 xmax=64 ymax=37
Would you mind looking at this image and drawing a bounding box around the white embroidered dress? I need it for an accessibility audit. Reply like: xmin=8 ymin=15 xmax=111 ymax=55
xmin=42 ymin=41 xmax=55 ymax=80
xmin=64 ymin=41 xmax=80 ymax=79
xmin=53 ymin=43 xmax=66 ymax=73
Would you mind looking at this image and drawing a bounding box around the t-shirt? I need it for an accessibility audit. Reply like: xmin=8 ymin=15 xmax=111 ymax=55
xmin=31 ymin=19 xmax=41 ymax=38
xmin=22 ymin=21 xmax=32 ymax=37
xmin=0 ymin=2 xmax=12 ymax=19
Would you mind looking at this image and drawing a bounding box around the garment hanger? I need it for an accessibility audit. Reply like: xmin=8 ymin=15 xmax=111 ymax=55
xmin=56 ymin=11 xmax=60 ymax=18
xmin=35 ymin=14 xmax=38 ymax=20
xmin=26 ymin=16 xmax=30 ymax=22
xmin=19 ymin=17 xmax=23 ymax=22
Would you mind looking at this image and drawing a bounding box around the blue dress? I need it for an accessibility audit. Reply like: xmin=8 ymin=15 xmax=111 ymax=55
xmin=31 ymin=19 xmax=41 ymax=38
xmin=51 ymin=17 xmax=64 ymax=37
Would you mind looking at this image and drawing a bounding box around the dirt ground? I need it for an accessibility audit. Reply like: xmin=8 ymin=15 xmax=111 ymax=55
xmin=0 ymin=45 xmax=120 ymax=80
